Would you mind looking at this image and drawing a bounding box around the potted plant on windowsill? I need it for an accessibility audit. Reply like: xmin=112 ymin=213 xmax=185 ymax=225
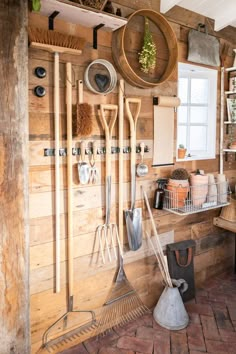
xmin=167 ymin=168 xmax=189 ymax=208
xmin=177 ymin=144 xmax=187 ymax=159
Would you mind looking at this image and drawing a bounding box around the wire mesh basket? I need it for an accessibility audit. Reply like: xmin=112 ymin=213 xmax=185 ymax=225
xmin=163 ymin=181 xmax=230 ymax=215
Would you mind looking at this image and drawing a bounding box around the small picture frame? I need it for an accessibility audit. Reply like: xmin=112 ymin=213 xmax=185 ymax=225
xmin=227 ymin=98 xmax=236 ymax=122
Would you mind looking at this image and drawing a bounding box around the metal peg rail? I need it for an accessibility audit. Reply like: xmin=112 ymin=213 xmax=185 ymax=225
xmin=44 ymin=145 xmax=150 ymax=157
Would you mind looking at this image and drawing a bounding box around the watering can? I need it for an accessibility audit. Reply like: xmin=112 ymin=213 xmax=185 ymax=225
xmin=153 ymin=278 xmax=189 ymax=330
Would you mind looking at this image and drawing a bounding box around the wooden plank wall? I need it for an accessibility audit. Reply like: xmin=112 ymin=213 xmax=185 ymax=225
xmin=29 ymin=1 xmax=236 ymax=353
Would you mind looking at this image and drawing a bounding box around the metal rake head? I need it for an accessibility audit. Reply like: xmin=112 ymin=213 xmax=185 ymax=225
xmin=95 ymin=291 xmax=150 ymax=337
xmin=42 ymin=310 xmax=96 ymax=352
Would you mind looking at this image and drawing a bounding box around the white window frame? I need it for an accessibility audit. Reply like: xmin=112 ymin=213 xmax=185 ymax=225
xmin=177 ymin=62 xmax=217 ymax=161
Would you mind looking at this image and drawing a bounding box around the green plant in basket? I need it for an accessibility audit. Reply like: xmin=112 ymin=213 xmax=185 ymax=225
xmin=138 ymin=17 xmax=157 ymax=74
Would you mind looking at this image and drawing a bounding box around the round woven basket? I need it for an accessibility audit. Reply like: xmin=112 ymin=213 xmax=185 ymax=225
xmin=112 ymin=9 xmax=178 ymax=88
xmin=220 ymin=196 xmax=236 ymax=222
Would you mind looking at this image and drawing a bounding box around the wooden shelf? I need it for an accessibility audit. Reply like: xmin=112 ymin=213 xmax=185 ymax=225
xmin=39 ymin=0 xmax=127 ymax=31
xmin=223 ymin=149 xmax=236 ymax=152
xmin=225 ymin=90 xmax=236 ymax=95
xmin=225 ymin=67 xmax=236 ymax=72
xmin=213 ymin=217 xmax=236 ymax=233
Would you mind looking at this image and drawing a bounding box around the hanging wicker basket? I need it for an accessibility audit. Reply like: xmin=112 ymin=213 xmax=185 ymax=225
xmin=112 ymin=9 xmax=178 ymax=88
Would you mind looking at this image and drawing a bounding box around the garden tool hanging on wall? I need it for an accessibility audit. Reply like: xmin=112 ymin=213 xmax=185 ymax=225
xmin=124 ymin=98 xmax=142 ymax=251
xmin=187 ymin=23 xmax=220 ymax=66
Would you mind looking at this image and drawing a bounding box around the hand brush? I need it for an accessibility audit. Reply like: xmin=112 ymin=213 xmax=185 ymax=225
xmin=73 ymin=80 xmax=93 ymax=137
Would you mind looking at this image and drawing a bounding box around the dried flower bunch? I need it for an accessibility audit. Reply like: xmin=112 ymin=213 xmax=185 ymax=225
xmin=138 ymin=17 xmax=157 ymax=74
xmin=171 ymin=168 xmax=189 ymax=180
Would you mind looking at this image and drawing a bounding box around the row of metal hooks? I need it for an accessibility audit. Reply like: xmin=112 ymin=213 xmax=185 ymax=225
xmin=44 ymin=145 xmax=150 ymax=157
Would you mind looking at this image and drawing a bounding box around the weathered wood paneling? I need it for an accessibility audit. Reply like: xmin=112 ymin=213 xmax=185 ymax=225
xmin=28 ymin=2 xmax=236 ymax=353
xmin=0 ymin=1 xmax=30 ymax=353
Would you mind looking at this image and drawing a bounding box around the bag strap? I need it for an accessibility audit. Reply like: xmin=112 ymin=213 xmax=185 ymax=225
xmin=175 ymin=247 xmax=193 ymax=267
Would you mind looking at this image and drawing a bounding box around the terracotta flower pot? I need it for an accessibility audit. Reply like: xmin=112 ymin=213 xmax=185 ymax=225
xmin=190 ymin=174 xmax=208 ymax=206
xmin=167 ymin=179 xmax=189 ymax=208
xmin=177 ymin=148 xmax=187 ymax=159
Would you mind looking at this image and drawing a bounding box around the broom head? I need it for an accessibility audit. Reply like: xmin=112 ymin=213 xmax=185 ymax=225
xmin=28 ymin=26 xmax=85 ymax=54
xmin=73 ymin=103 xmax=93 ymax=137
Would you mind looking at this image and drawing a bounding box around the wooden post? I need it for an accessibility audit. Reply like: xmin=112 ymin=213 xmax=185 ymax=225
xmin=0 ymin=1 xmax=30 ymax=353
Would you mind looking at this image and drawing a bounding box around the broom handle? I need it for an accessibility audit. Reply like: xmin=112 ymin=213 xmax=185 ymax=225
xmin=66 ymin=63 xmax=74 ymax=298
xmin=125 ymin=98 xmax=141 ymax=209
xmin=143 ymin=189 xmax=173 ymax=288
xmin=54 ymin=52 xmax=61 ymax=293
xmin=145 ymin=231 xmax=169 ymax=286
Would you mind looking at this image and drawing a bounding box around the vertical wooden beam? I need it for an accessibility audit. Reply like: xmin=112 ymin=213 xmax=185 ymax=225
xmin=0 ymin=1 xmax=30 ymax=353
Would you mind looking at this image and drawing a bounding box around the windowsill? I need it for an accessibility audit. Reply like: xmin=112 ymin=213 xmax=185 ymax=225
xmin=176 ymin=155 xmax=216 ymax=162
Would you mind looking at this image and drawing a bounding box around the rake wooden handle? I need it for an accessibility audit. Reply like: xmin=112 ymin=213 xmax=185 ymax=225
xmin=54 ymin=52 xmax=61 ymax=294
xmin=66 ymin=62 xmax=74 ymax=297
xmin=119 ymin=80 xmax=124 ymax=247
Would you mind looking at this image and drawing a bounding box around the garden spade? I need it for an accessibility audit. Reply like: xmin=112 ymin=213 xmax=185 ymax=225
xmin=124 ymin=98 xmax=142 ymax=251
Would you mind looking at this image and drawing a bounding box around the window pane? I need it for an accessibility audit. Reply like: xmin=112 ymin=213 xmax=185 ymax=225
xmin=178 ymin=106 xmax=188 ymax=123
xmin=177 ymin=126 xmax=187 ymax=147
xmin=189 ymin=126 xmax=207 ymax=151
xmin=179 ymin=78 xmax=188 ymax=103
xmin=191 ymin=78 xmax=208 ymax=104
xmin=190 ymin=107 xmax=208 ymax=123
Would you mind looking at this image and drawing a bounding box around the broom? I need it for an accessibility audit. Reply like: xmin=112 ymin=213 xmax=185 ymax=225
xmin=28 ymin=18 xmax=85 ymax=294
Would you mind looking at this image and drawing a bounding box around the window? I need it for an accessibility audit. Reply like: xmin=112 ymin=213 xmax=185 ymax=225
xmin=177 ymin=62 xmax=218 ymax=160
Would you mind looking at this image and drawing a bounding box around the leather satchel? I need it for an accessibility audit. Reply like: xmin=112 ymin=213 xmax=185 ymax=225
xmin=167 ymin=239 xmax=196 ymax=302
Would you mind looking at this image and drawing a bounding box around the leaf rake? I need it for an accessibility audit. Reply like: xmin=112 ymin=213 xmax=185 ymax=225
xmin=95 ymin=254 xmax=150 ymax=337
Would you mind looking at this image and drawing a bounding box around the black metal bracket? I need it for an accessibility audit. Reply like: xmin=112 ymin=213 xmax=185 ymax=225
xmin=49 ymin=11 xmax=60 ymax=30
xmin=93 ymin=24 xmax=104 ymax=49
xmin=225 ymin=152 xmax=228 ymax=162
xmin=153 ymin=96 xmax=159 ymax=105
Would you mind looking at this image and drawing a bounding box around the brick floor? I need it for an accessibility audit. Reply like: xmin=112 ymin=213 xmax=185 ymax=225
xmin=59 ymin=272 xmax=236 ymax=354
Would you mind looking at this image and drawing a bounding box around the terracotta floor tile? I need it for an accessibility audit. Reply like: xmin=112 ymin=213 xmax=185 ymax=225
xmin=117 ymin=335 xmax=153 ymax=354
xmin=205 ymin=339 xmax=229 ymax=353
